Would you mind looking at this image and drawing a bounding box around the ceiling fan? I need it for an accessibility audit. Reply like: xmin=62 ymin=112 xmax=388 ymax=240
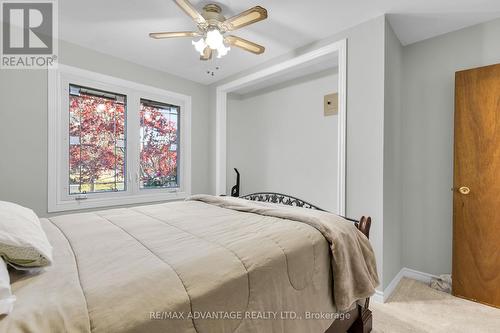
xmin=149 ymin=0 xmax=268 ymax=60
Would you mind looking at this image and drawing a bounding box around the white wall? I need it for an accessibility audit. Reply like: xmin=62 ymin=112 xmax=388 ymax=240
xmin=0 ymin=15 xmax=399 ymax=291
xmin=220 ymin=15 xmax=500 ymax=287
xmin=400 ymin=18 xmax=500 ymax=275
xmin=0 ymin=40 xmax=211 ymax=217
xmin=3 ymin=10 xmax=498 ymax=291
xmin=343 ymin=17 xmax=386 ymax=289
xmin=383 ymin=20 xmax=403 ymax=288
xmin=211 ymin=16 xmax=386 ymax=287
xmin=226 ymin=71 xmax=338 ymax=211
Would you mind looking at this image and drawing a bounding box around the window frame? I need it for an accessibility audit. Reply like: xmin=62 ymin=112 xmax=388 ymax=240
xmin=138 ymin=97 xmax=181 ymax=191
xmin=67 ymin=84 xmax=128 ymax=196
xmin=48 ymin=65 xmax=191 ymax=212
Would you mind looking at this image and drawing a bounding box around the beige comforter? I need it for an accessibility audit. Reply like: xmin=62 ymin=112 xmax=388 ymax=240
xmin=1 ymin=196 xmax=378 ymax=333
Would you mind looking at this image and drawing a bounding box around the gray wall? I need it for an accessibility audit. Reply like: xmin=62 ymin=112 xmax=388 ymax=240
xmin=0 ymin=40 xmax=211 ymax=217
xmin=401 ymin=18 xmax=500 ymax=275
xmin=210 ymin=16 xmax=386 ymax=286
xmin=383 ymin=20 xmax=403 ymax=288
xmin=226 ymin=72 xmax=339 ymax=211
xmin=6 ymin=12 xmax=492 ymax=288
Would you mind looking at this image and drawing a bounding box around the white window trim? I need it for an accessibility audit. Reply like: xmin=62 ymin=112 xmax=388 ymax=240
xmin=48 ymin=64 xmax=191 ymax=212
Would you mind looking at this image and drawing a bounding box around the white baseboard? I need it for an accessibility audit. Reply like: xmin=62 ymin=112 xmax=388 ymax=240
xmin=372 ymin=290 xmax=384 ymax=303
xmin=371 ymin=267 xmax=440 ymax=303
xmin=380 ymin=268 xmax=406 ymax=302
xmin=401 ymin=267 xmax=440 ymax=285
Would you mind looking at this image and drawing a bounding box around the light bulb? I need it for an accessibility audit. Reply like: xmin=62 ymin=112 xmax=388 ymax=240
xmin=205 ymin=29 xmax=224 ymax=50
xmin=192 ymin=38 xmax=206 ymax=55
xmin=216 ymin=45 xmax=231 ymax=58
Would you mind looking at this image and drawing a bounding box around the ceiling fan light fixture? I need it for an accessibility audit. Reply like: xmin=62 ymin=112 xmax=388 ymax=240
xmin=205 ymin=29 xmax=224 ymax=50
xmin=216 ymin=45 xmax=231 ymax=58
xmin=192 ymin=38 xmax=207 ymax=55
xmin=150 ymin=1 xmax=268 ymax=61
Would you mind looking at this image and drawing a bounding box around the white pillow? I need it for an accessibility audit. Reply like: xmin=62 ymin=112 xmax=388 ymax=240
xmin=0 ymin=201 xmax=53 ymax=267
xmin=0 ymin=256 xmax=16 ymax=315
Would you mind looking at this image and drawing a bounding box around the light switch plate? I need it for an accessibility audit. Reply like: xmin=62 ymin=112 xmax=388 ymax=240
xmin=324 ymin=93 xmax=338 ymax=116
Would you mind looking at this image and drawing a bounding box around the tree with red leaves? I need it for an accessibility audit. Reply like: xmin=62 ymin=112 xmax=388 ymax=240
xmin=69 ymin=94 xmax=125 ymax=193
xmin=69 ymin=92 xmax=178 ymax=194
xmin=139 ymin=103 xmax=178 ymax=188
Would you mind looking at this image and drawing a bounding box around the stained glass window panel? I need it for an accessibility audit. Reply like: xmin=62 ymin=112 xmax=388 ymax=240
xmin=68 ymin=85 xmax=126 ymax=194
xmin=139 ymin=99 xmax=180 ymax=189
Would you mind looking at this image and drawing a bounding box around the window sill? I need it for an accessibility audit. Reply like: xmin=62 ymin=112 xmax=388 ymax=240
xmin=48 ymin=191 xmax=190 ymax=213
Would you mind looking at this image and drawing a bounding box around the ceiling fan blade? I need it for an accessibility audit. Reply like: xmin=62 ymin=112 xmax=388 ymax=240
xmin=174 ymin=0 xmax=207 ymax=26
xmin=222 ymin=6 xmax=267 ymax=31
xmin=200 ymin=47 xmax=213 ymax=61
xmin=149 ymin=31 xmax=200 ymax=39
xmin=225 ymin=35 xmax=265 ymax=55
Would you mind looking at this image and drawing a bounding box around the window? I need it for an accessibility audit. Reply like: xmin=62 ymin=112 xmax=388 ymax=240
xmin=139 ymin=99 xmax=179 ymax=189
xmin=69 ymin=85 xmax=127 ymax=194
xmin=48 ymin=65 xmax=191 ymax=212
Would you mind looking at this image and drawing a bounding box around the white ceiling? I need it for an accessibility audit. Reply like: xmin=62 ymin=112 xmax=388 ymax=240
xmin=60 ymin=0 xmax=500 ymax=85
xmin=232 ymin=53 xmax=338 ymax=97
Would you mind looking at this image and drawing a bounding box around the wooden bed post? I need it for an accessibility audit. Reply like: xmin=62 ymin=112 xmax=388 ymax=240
xmin=356 ymin=216 xmax=371 ymax=239
xmin=347 ymin=304 xmax=373 ymax=333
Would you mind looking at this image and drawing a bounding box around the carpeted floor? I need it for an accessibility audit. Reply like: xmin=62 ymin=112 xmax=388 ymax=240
xmin=371 ymin=278 xmax=500 ymax=333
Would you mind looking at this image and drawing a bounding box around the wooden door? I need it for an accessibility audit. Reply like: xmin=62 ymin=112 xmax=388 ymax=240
xmin=453 ymin=63 xmax=500 ymax=308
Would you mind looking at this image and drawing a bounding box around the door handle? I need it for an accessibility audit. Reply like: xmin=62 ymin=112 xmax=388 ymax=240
xmin=458 ymin=186 xmax=470 ymax=195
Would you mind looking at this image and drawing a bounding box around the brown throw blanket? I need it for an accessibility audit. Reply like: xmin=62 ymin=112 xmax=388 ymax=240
xmin=189 ymin=195 xmax=379 ymax=311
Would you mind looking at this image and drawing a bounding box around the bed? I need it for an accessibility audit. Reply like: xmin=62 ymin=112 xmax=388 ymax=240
xmin=0 ymin=193 xmax=378 ymax=333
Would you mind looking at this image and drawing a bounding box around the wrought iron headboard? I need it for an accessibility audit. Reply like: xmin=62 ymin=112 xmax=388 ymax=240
xmin=240 ymin=192 xmax=324 ymax=210
xmin=239 ymin=192 xmax=359 ymax=224
xmin=230 ymin=169 xmax=367 ymax=235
